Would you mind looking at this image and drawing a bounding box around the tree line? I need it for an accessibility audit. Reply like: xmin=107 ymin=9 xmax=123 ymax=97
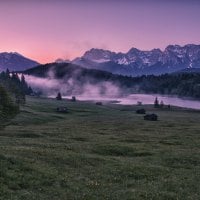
xmin=0 ymin=69 xmax=32 ymax=120
xmin=116 ymin=73 xmax=200 ymax=98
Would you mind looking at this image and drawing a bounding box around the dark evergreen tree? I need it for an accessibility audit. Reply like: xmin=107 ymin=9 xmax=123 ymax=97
xmin=0 ymin=71 xmax=34 ymax=106
xmin=20 ymin=74 xmax=32 ymax=95
xmin=154 ymin=97 xmax=159 ymax=108
xmin=11 ymin=73 xmax=21 ymax=84
xmin=0 ymin=85 xmax=19 ymax=119
xmin=5 ymin=68 xmax=10 ymax=78
xmin=56 ymin=92 xmax=62 ymax=100
xmin=160 ymin=100 xmax=164 ymax=108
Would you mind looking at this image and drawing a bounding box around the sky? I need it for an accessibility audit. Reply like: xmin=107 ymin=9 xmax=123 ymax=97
xmin=0 ymin=0 xmax=200 ymax=63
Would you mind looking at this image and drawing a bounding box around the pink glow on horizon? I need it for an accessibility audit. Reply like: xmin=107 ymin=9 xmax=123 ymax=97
xmin=0 ymin=0 xmax=200 ymax=63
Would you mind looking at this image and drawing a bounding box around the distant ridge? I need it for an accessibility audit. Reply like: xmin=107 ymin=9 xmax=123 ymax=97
xmin=0 ymin=52 xmax=39 ymax=71
xmin=23 ymin=62 xmax=114 ymax=79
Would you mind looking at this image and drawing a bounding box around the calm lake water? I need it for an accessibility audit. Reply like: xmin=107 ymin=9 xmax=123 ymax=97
xmin=116 ymin=94 xmax=200 ymax=110
xmin=62 ymin=94 xmax=200 ymax=110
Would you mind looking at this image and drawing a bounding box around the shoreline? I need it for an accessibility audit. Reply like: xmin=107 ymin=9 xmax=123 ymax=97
xmin=45 ymin=93 xmax=200 ymax=110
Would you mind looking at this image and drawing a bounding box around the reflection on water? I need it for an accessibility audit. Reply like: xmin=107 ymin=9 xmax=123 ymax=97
xmin=57 ymin=94 xmax=200 ymax=110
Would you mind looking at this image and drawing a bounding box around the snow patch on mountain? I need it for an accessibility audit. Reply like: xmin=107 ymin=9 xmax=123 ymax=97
xmin=71 ymin=44 xmax=200 ymax=76
xmin=117 ymin=57 xmax=129 ymax=65
xmin=92 ymin=58 xmax=111 ymax=63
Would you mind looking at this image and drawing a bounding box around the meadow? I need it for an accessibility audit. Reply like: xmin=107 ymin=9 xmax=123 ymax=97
xmin=0 ymin=96 xmax=200 ymax=200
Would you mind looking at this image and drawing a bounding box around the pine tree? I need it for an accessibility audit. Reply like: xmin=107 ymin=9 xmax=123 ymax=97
xmin=21 ymin=74 xmax=26 ymax=85
xmin=21 ymin=74 xmax=30 ymax=94
xmin=154 ymin=97 xmax=159 ymax=108
xmin=5 ymin=69 xmax=10 ymax=78
xmin=160 ymin=100 xmax=164 ymax=108
xmin=56 ymin=92 xmax=62 ymax=100
xmin=0 ymin=85 xmax=19 ymax=118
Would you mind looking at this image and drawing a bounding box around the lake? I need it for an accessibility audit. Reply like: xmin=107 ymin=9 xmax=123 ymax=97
xmin=62 ymin=94 xmax=200 ymax=110
xmin=116 ymin=94 xmax=200 ymax=110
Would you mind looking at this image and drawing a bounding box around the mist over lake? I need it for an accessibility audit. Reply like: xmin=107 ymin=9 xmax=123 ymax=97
xmin=53 ymin=94 xmax=200 ymax=110
xmin=117 ymin=94 xmax=200 ymax=110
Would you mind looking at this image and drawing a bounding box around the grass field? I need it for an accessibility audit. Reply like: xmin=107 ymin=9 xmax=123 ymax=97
xmin=0 ymin=96 xmax=200 ymax=200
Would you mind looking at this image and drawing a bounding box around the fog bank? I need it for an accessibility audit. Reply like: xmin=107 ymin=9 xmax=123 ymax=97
xmin=24 ymin=74 xmax=123 ymax=98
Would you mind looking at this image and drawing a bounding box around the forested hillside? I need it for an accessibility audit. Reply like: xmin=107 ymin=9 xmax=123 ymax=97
xmin=24 ymin=63 xmax=200 ymax=99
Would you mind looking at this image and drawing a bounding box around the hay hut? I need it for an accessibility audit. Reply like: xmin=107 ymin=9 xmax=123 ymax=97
xmin=144 ymin=114 xmax=158 ymax=121
xmin=96 ymin=102 xmax=103 ymax=105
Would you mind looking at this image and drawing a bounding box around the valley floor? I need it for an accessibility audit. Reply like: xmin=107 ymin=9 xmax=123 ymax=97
xmin=0 ymin=96 xmax=200 ymax=200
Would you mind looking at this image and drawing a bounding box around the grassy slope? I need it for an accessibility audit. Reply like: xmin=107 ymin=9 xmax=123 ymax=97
xmin=0 ymin=96 xmax=200 ymax=200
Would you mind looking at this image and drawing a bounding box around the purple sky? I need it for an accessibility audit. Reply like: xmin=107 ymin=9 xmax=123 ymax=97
xmin=0 ymin=0 xmax=200 ymax=63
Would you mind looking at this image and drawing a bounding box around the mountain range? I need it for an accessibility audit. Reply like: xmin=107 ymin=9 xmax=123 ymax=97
xmin=0 ymin=52 xmax=39 ymax=71
xmin=1 ymin=44 xmax=200 ymax=76
xmin=72 ymin=44 xmax=200 ymax=76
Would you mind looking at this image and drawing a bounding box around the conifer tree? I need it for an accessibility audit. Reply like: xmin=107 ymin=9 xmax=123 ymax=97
xmin=5 ymin=69 xmax=10 ymax=78
xmin=160 ymin=100 xmax=164 ymax=108
xmin=154 ymin=97 xmax=159 ymax=108
xmin=56 ymin=92 xmax=62 ymax=100
xmin=0 ymin=85 xmax=19 ymax=118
